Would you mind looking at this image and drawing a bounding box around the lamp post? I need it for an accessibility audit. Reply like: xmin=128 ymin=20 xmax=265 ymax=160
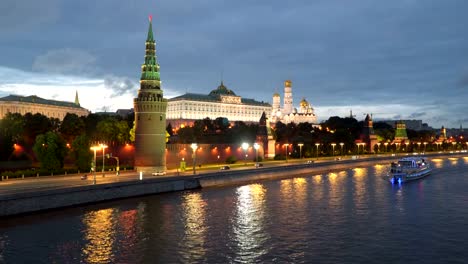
xmin=340 ymin=142 xmax=344 ymax=157
xmin=423 ymin=142 xmax=427 ymax=153
xmin=90 ymin=146 xmax=101 ymax=185
xmin=191 ymin=143 xmax=198 ymax=175
xmin=377 ymin=142 xmax=381 ymax=154
xmin=242 ymin=142 xmax=249 ymax=164
xmin=253 ymin=143 xmax=260 ymax=162
xmin=417 ymin=142 xmax=421 ymax=153
xmin=315 ymin=143 xmax=320 ymax=159
xmin=100 ymin=143 xmax=107 ymax=176
xmin=298 ymin=143 xmax=304 ymax=159
xmin=331 ymin=143 xmax=336 ymax=157
xmin=284 ymin=143 xmax=290 ymax=162
xmin=384 ymin=142 xmax=388 ymax=153
xmin=405 ymin=142 xmax=409 ymax=153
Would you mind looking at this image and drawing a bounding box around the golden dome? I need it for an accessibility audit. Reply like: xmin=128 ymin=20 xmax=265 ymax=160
xmin=284 ymin=80 xmax=292 ymax=87
xmin=300 ymin=98 xmax=309 ymax=107
xmin=273 ymin=92 xmax=280 ymax=97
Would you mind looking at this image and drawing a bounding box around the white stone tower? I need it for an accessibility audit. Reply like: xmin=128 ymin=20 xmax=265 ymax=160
xmin=283 ymin=80 xmax=293 ymax=114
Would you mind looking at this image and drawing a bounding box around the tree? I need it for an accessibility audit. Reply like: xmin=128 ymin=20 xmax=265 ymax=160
xmin=33 ymin=132 xmax=68 ymax=172
xmin=60 ymin=113 xmax=85 ymax=143
xmin=24 ymin=113 xmax=52 ymax=146
xmin=72 ymin=135 xmax=92 ymax=171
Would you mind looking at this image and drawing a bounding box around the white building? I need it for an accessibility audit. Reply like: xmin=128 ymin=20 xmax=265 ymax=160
xmin=166 ymin=82 xmax=272 ymax=128
xmin=270 ymin=80 xmax=317 ymax=125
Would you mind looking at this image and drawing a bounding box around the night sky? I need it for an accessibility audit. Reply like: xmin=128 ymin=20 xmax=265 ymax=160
xmin=1 ymin=0 xmax=467 ymax=128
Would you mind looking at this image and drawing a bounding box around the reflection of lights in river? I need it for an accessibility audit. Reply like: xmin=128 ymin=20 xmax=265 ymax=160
xmin=373 ymin=164 xmax=385 ymax=175
xmin=463 ymin=157 xmax=468 ymax=164
xmin=82 ymin=208 xmax=116 ymax=263
xmin=448 ymin=157 xmax=459 ymax=165
xmin=432 ymin=158 xmax=443 ymax=168
xmin=233 ymin=184 xmax=268 ymax=263
xmin=181 ymin=192 xmax=207 ymax=260
xmin=353 ymin=167 xmax=368 ymax=178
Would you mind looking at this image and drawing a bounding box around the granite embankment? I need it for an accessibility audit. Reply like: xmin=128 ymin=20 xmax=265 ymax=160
xmin=0 ymin=154 xmax=457 ymax=217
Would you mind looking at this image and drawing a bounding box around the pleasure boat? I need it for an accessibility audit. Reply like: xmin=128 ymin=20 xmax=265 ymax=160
xmin=388 ymin=157 xmax=432 ymax=184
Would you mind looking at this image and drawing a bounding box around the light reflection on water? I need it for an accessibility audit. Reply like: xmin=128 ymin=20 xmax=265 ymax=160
xmin=81 ymin=208 xmax=116 ymax=263
xmin=180 ymin=192 xmax=207 ymax=261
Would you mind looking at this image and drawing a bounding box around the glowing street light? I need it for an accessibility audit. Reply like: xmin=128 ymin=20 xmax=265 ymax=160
xmin=405 ymin=142 xmax=410 ymax=152
xmin=315 ymin=143 xmax=320 ymax=159
xmin=417 ymin=142 xmax=421 ymax=153
xmin=377 ymin=142 xmax=381 ymax=154
xmin=423 ymin=142 xmax=427 ymax=153
xmin=242 ymin=142 xmax=249 ymax=164
xmin=339 ymin=142 xmax=344 ymax=157
xmin=191 ymin=143 xmax=198 ymax=175
xmin=253 ymin=143 xmax=260 ymax=162
xmin=90 ymin=145 xmax=101 ymax=185
xmin=331 ymin=143 xmax=336 ymax=157
xmin=100 ymin=143 xmax=108 ymax=176
xmin=384 ymin=142 xmax=389 ymax=153
xmin=298 ymin=143 xmax=304 ymax=159
xmin=284 ymin=143 xmax=290 ymax=162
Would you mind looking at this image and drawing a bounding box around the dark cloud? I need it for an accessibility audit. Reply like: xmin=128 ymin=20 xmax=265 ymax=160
xmin=408 ymin=112 xmax=426 ymax=119
xmin=104 ymin=76 xmax=137 ymax=98
xmin=32 ymin=49 xmax=96 ymax=75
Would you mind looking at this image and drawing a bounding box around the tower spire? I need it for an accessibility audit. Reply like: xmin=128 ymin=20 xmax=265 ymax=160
xmin=74 ymin=90 xmax=80 ymax=106
xmin=140 ymin=14 xmax=160 ymax=89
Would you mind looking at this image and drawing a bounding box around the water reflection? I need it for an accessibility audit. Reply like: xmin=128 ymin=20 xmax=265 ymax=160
xmin=448 ymin=157 xmax=459 ymax=166
xmin=373 ymin=164 xmax=386 ymax=175
xmin=116 ymin=203 xmax=146 ymax=262
xmin=432 ymin=158 xmax=443 ymax=168
xmin=0 ymin=234 xmax=7 ymax=263
xmin=353 ymin=168 xmax=368 ymax=213
xmin=233 ymin=184 xmax=269 ymax=262
xmin=82 ymin=208 xmax=116 ymax=263
xmin=463 ymin=157 xmax=468 ymax=164
xmin=292 ymin=178 xmax=307 ymax=207
xmin=180 ymin=192 xmax=207 ymax=260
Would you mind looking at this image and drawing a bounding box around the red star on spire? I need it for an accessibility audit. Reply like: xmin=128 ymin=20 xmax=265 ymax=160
xmin=149 ymin=14 xmax=153 ymax=22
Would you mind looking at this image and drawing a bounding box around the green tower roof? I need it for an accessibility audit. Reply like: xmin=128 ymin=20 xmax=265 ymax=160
xmin=147 ymin=15 xmax=154 ymax=42
xmin=140 ymin=15 xmax=161 ymax=88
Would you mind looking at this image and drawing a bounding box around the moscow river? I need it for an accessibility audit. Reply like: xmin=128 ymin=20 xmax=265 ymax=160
xmin=1 ymin=156 xmax=468 ymax=263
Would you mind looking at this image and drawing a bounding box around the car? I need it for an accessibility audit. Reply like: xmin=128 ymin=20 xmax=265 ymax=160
xmin=80 ymin=175 xmax=88 ymax=180
xmin=255 ymin=163 xmax=263 ymax=168
xmin=306 ymin=160 xmax=314 ymax=164
xmin=220 ymin=165 xmax=230 ymax=170
xmin=152 ymin=171 xmax=166 ymax=176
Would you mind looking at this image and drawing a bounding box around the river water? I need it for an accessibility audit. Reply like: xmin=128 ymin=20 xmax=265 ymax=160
xmin=1 ymin=156 xmax=468 ymax=263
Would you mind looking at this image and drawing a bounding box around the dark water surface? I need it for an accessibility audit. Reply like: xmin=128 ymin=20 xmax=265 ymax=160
xmin=1 ymin=157 xmax=468 ymax=263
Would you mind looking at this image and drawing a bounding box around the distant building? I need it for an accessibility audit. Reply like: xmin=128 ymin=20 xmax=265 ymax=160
xmin=270 ymin=80 xmax=317 ymax=125
xmin=0 ymin=92 xmax=89 ymax=120
xmin=381 ymin=119 xmax=432 ymax=131
xmin=357 ymin=114 xmax=378 ymax=153
xmin=393 ymin=121 xmax=409 ymax=143
xmin=166 ymin=81 xmax=271 ymax=128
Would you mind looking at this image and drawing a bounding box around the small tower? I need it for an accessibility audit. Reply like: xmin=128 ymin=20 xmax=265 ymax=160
xmin=74 ymin=90 xmax=80 ymax=106
xmin=361 ymin=114 xmax=378 ymax=153
xmin=133 ymin=15 xmax=168 ymax=173
xmin=394 ymin=121 xmax=409 ymax=142
xmin=283 ymin=80 xmax=293 ymax=115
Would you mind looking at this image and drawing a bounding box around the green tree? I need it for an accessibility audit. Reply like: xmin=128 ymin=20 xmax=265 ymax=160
xmin=60 ymin=113 xmax=85 ymax=143
xmin=24 ymin=113 xmax=52 ymax=146
xmin=33 ymin=132 xmax=68 ymax=172
xmin=72 ymin=134 xmax=92 ymax=171
xmin=95 ymin=118 xmax=130 ymax=144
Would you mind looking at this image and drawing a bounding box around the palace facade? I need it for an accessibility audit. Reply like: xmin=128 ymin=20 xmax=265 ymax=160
xmin=0 ymin=92 xmax=89 ymax=120
xmin=166 ymin=81 xmax=271 ymax=128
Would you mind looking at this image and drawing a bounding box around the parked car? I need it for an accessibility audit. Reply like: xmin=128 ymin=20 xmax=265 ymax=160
xmin=80 ymin=175 xmax=88 ymax=180
xmin=306 ymin=160 xmax=314 ymax=164
xmin=152 ymin=171 xmax=166 ymax=176
xmin=255 ymin=163 xmax=263 ymax=168
xmin=220 ymin=165 xmax=230 ymax=170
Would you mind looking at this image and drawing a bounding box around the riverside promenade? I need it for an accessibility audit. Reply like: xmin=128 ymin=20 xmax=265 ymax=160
xmin=0 ymin=153 xmax=465 ymax=217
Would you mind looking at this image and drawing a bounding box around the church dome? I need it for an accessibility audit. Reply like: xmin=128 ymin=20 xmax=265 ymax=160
xmin=209 ymin=81 xmax=237 ymax=96
xmin=300 ymin=98 xmax=309 ymax=107
xmin=273 ymin=92 xmax=280 ymax=97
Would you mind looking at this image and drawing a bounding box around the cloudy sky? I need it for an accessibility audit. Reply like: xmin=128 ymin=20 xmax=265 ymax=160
xmin=1 ymin=0 xmax=467 ymax=128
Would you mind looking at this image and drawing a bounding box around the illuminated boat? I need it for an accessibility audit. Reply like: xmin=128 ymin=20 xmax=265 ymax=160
xmin=388 ymin=157 xmax=432 ymax=184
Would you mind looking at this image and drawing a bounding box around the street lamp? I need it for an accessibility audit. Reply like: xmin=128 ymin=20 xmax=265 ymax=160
xmin=298 ymin=143 xmax=304 ymax=159
xmin=423 ymin=142 xmax=427 ymax=153
xmin=340 ymin=142 xmax=344 ymax=157
xmin=284 ymin=143 xmax=289 ymax=162
xmin=384 ymin=142 xmax=388 ymax=153
xmin=242 ymin=142 xmax=249 ymax=164
xmin=405 ymin=142 xmax=409 ymax=153
xmin=100 ymin=143 xmax=108 ymax=176
xmin=315 ymin=143 xmax=320 ymax=159
xmin=377 ymin=142 xmax=381 ymax=154
xmin=253 ymin=143 xmax=260 ymax=162
xmin=331 ymin=143 xmax=336 ymax=157
xmin=90 ymin=145 xmax=101 ymax=185
xmin=191 ymin=143 xmax=198 ymax=175
xmin=417 ymin=142 xmax=421 ymax=153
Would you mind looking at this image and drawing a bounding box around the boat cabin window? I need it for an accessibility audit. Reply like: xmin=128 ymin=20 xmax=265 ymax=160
xmin=398 ymin=160 xmax=415 ymax=167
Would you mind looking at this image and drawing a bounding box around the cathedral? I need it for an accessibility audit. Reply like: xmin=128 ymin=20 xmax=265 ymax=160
xmin=270 ymin=80 xmax=317 ymax=125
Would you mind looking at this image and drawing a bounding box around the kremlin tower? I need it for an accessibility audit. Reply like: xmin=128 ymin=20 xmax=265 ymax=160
xmin=133 ymin=16 xmax=168 ymax=173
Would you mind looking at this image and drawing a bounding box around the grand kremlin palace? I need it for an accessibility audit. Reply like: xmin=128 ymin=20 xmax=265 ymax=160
xmin=0 ymin=93 xmax=89 ymax=120
xmin=166 ymin=82 xmax=272 ymax=128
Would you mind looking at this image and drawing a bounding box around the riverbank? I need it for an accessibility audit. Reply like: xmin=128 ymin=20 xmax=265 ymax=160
xmin=1 ymin=153 xmax=465 ymax=217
